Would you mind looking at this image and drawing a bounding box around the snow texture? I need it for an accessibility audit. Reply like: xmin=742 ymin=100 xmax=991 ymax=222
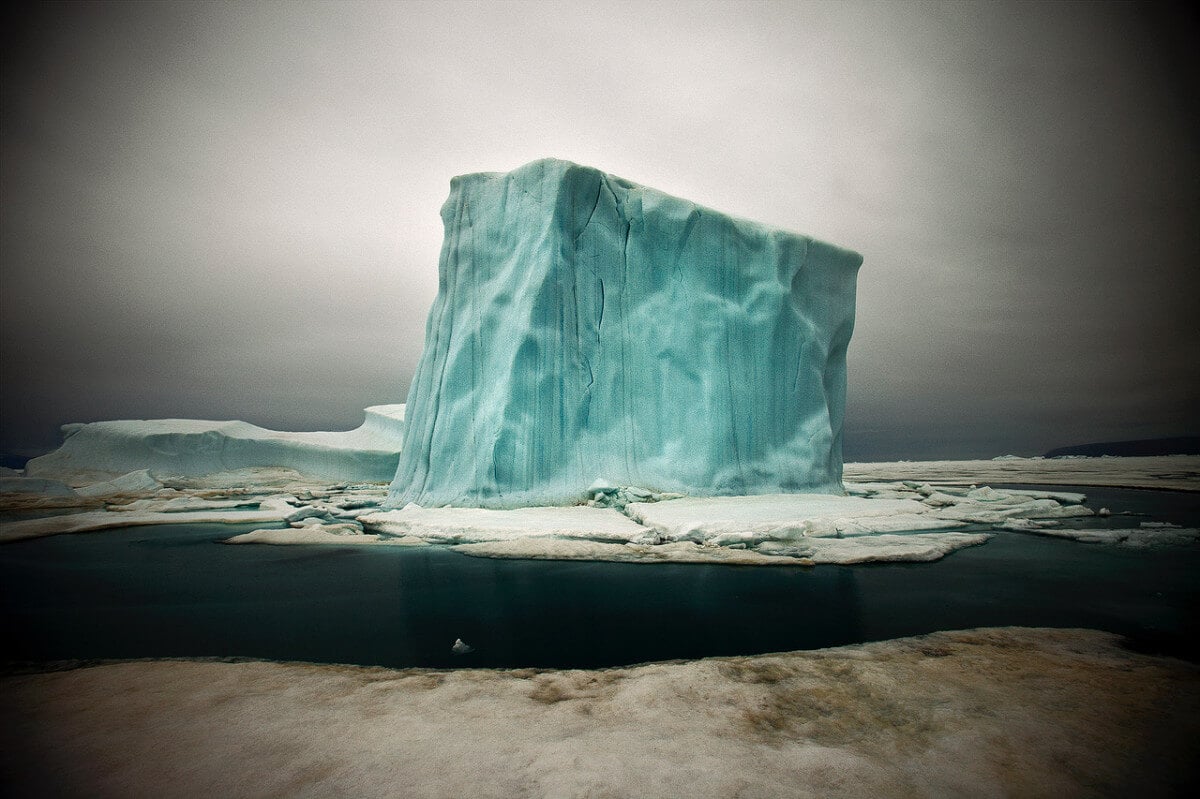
xmin=5 ymin=460 xmax=1192 ymax=563
xmin=388 ymin=159 xmax=863 ymax=509
xmin=4 ymin=628 xmax=1196 ymax=798
xmin=0 ymin=497 xmax=295 ymax=543
xmin=24 ymin=405 xmax=406 ymax=484
xmin=360 ymin=505 xmax=647 ymax=543
xmin=452 ymin=533 xmax=991 ymax=566
xmin=1000 ymin=522 xmax=1200 ymax=547
xmin=225 ymin=527 xmax=388 ymax=546
xmin=625 ymin=493 xmax=960 ymax=543
xmin=844 ymin=455 xmax=1200 ymax=492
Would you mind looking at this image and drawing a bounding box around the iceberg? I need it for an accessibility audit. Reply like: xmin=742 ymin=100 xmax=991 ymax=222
xmin=24 ymin=405 xmax=406 ymax=485
xmin=388 ymin=159 xmax=863 ymax=508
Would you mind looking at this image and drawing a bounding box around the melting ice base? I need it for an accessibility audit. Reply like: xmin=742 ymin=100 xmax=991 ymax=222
xmin=389 ymin=159 xmax=863 ymax=508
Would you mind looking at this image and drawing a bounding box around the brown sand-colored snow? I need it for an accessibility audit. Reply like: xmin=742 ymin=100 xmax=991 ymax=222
xmin=843 ymin=455 xmax=1200 ymax=491
xmin=2 ymin=627 xmax=1196 ymax=798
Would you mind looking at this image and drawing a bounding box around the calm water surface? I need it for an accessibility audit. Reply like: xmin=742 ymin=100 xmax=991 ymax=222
xmin=2 ymin=485 xmax=1196 ymax=669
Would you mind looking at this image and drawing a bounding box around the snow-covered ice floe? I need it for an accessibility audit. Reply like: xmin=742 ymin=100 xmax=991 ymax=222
xmin=452 ymin=532 xmax=991 ymax=565
xmin=225 ymin=527 xmax=391 ymax=546
xmin=0 ymin=497 xmax=297 ymax=543
xmin=845 ymin=455 xmax=1200 ymax=492
xmin=358 ymin=505 xmax=648 ymax=543
xmin=223 ymin=478 xmax=1192 ymax=563
xmin=998 ymin=518 xmax=1200 ymax=547
xmin=3 ymin=461 xmax=1194 ymax=564
xmin=352 ymin=491 xmax=999 ymax=565
xmin=624 ymin=494 xmax=964 ymax=542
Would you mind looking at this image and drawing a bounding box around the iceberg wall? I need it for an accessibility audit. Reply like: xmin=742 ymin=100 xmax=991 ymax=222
xmin=388 ymin=159 xmax=862 ymax=509
xmin=25 ymin=405 xmax=406 ymax=484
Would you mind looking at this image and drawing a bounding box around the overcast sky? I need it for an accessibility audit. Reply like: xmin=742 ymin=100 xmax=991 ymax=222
xmin=2 ymin=0 xmax=1196 ymax=461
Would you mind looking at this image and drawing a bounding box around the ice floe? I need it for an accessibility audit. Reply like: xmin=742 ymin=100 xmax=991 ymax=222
xmin=4 ymin=459 xmax=1195 ymax=564
xmin=453 ymin=532 xmax=991 ymax=566
xmin=0 ymin=496 xmax=296 ymax=543
xmin=359 ymin=505 xmax=648 ymax=543
xmin=844 ymin=455 xmax=1200 ymax=492
xmin=225 ymin=526 xmax=388 ymax=546
xmin=625 ymin=493 xmax=963 ymax=543
xmin=1003 ymin=523 xmax=1200 ymax=547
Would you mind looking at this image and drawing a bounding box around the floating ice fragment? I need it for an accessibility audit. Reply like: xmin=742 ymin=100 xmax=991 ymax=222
xmin=451 ymin=638 xmax=473 ymax=654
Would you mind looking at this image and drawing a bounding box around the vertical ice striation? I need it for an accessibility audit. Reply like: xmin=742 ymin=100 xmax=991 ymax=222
xmin=388 ymin=159 xmax=862 ymax=509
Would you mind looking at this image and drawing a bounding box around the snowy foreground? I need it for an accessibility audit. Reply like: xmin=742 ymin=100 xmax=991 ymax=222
xmin=2 ymin=456 xmax=1198 ymax=562
xmin=2 ymin=627 xmax=1196 ymax=798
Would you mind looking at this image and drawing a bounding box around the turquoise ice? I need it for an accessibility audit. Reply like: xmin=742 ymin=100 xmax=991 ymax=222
xmin=388 ymin=159 xmax=862 ymax=508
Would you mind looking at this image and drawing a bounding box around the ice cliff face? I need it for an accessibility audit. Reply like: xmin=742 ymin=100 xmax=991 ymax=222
xmin=25 ymin=405 xmax=406 ymax=484
xmin=388 ymin=159 xmax=862 ymax=509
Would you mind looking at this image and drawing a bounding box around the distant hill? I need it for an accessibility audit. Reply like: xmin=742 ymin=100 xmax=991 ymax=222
xmin=1044 ymin=436 xmax=1200 ymax=458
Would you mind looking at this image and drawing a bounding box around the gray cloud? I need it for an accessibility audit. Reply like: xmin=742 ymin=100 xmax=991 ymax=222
xmin=2 ymin=0 xmax=1197 ymax=460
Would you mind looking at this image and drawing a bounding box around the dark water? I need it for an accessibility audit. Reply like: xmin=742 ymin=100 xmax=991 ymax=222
xmin=1 ymin=485 xmax=1197 ymax=670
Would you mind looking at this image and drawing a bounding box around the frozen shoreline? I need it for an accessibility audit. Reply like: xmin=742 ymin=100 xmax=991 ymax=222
xmin=3 ymin=626 xmax=1195 ymax=798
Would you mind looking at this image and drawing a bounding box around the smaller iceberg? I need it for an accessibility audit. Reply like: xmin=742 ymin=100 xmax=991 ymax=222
xmin=25 ymin=405 xmax=405 ymax=485
xmin=451 ymin=638 xmax=474 ymax=654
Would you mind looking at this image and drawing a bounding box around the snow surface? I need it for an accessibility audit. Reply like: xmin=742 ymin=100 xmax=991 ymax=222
xmin=360 ymin=505 xmax=647 ymax=543
xmin=225 ymin=527 xmax=389 ymax=546
xmin=4 ymin=628 xmax=1196 ymax=798
xmin=0 ymin=497 xmax=295 ymax=543
xmin=453 ymin=532 xmax=991 ymax=565
xmin=625 ymin=493 xmax=961 ymax=542
xmin=24 ymin=405 xmax=406 ymax=484
xmin=389 ymin=159 xmax=863 ymax=509
xmin=73 ymin=469 xmax=162 ymax=497
xmin=1000 ymin=522 xmax=1200 ymax=546
xmin=4 ymin=458 xmax=1195 ymax=563
xmin=845 ymin=455 xmax=1200 ymax=491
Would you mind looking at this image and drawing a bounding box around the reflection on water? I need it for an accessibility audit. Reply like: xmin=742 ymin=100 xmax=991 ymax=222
xmin=1 ymin=486 xmax=1196 ymax=669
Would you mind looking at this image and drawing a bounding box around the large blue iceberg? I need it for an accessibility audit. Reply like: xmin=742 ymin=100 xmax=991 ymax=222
xmin=388 ymin=159 xmax=862 ymax=508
